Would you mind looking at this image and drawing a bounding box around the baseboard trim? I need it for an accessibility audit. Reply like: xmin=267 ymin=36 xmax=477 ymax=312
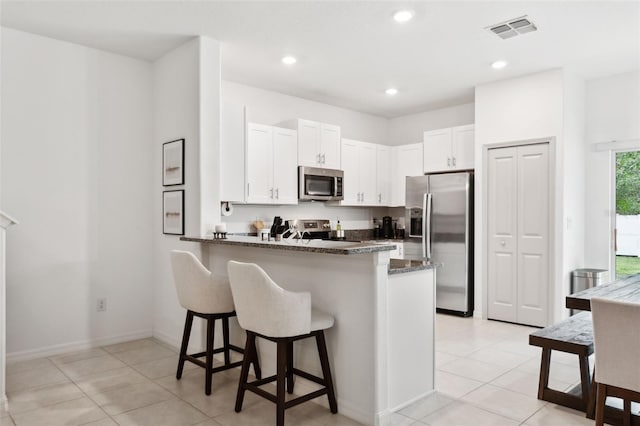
xmin=386 ymin=389 xmax=436 ymax=414
xmin=7 ymin=329 xmax=153 ymax=362
xmin=152 ymin=329 xmax=181 ymax=351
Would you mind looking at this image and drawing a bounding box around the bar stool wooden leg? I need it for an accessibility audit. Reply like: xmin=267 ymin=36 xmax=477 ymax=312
xmin=595 ymin=383 xmax=606 ymax=426
xmin=222 ymin=317 xmax=231 ymax=366
xmin=252 ymin=342 xmax=262 ymax=380
xmin=286 ymin=341 xmax=294 ymax=394
xmin=177 ymin=310 xmax=194 ymax=379
xmin=235 ymin=332 xmax=255 ymax=412
xmin=205 ymin=315 xmax=216 ymax=395
xmin=316 ymin=331 xmax=338 ymax=413
xmin=276 ymin=339 xmax=287 ymax=426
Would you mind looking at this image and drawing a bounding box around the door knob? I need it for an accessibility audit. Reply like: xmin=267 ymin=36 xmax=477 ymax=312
xmin=500 ymin=240 xmax=506 ymax=246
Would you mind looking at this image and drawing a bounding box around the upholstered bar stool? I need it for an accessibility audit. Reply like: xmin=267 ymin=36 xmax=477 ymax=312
xmin=170 ymin=250 xmax=261 ymax=395
xmin=227 ymin=260 xmax=338 ymax=426
xmin=592 ymin=297 xmax=640 ymax=426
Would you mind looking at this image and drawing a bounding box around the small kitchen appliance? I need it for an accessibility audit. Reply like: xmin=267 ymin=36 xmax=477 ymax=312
xmin=381 ymin=216 xmax=394 ymax=239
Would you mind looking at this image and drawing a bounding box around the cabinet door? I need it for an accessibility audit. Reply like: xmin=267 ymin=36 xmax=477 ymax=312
xmin=376 ymin=145 xmax=391 ymax=205
xmin=320 ymin=123 xmax=341 ymax=169
xmin=246 ymin=123 xmax=274 ymax=204
xmin=297 ymin=119 xmax=321 ymax=167
xmin=340 ymin=139 xmax=360 ymax=205
xmin=452 ymin=125 xmax=475 ymax=170
xmin=220 ymin=101 xmax=246 ymax=202
xmin=394 ymin=143 xmax=424 ymax=206
xmin=359 ymin=143 xmax=378 ymax=205
xmin=423 ymin=128 xmax=452 ymax=173
xmin=272 ymin=127 xmax=298 ymax=205
xmin=487 ymin=147 xmax=518 ymax=323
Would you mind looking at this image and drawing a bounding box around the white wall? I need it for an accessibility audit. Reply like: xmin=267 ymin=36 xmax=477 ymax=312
xmin=151 ymin=37 xmax=222 ymax=349
xmin=387 ymin=102 xmax=475 ymax=145
xmin=222 ymin=81 xmax=389 ymax=144
xmin=562 ymin=72 xmax=586 ymax=304
xmin=475 ymin=69 xmax=565 ymax=324
xmin=1 ymin=28 xmax=154 ymax=357
xmin=584 ymin=71 xmax=640 ymax=271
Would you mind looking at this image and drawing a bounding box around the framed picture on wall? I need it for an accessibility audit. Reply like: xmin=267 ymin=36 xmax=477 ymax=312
xmin=163 ymin=190 xmax=184 ymax=235
xmin=163 ymin=139 xmax=184 ymax=186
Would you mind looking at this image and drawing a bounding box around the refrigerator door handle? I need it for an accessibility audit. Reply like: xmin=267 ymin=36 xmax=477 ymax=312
xmin=425 ymin=193 xmax=433 ymax=260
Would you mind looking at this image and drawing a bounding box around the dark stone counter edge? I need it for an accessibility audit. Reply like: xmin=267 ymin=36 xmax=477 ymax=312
xmin=388 ymin=261 xmax=440 ymax=275
xmin=180 ymin=236 xmax=395 ymax=255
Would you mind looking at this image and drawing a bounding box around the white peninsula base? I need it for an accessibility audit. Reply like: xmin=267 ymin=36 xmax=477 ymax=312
xmin=189 ymin=237 xmax=435 ymax=426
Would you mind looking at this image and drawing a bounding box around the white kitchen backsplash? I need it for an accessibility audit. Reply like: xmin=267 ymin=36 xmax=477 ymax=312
xmin=218 ymin=203 xmax=393 ymax=234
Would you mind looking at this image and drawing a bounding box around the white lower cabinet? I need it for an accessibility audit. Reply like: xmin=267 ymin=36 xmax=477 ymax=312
xmin=246 ymin=123 xmax=297 ymax=205
xmin=341 ymin=139 xmax=377 ymax=206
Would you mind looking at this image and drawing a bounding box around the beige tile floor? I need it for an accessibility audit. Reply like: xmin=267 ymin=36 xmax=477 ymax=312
xmin=2 ymin=315 xmax=597 ymax=426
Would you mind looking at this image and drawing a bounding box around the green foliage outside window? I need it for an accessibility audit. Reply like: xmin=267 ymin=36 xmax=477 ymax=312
xmin=616 ymin=151 xmax=640 ymax=215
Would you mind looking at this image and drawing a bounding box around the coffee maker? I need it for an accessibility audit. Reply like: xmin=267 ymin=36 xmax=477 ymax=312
xmin=381 ymin=216 xmax=394 ymax=239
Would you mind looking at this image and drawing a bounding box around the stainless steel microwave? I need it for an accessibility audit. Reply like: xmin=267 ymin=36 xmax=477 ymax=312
xmin=298 ymin=166 xmax=344 ymax=201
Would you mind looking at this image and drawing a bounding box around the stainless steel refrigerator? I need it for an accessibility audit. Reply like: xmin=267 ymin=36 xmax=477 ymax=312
xmin=405 ymin=171 xmax=474 ymax=317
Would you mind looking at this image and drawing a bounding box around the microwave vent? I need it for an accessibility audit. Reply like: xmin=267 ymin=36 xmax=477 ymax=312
xmin=487 ymin=15 xmax=538 ymax=39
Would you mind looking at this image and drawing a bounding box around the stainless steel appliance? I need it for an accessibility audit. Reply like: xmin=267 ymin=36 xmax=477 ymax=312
xmin=283 ymin=219 xmax=332 ymax=239
xmin=405 ymin=171 xmax=474 ymax=316
xmin=298 ymin=166 xmax=344 ymax=201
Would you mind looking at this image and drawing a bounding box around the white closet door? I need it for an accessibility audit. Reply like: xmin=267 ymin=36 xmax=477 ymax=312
xmin=516 ymin=143 xmax=549 ymax=327
xmin=487 ymin=147 xmax=518 ymax=323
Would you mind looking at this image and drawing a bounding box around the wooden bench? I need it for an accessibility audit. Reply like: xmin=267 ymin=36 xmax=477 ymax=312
xmin=529 ymin=312 xmax=594 ymax=412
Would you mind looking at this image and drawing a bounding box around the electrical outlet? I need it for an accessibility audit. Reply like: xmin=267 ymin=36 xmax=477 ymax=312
xmin=97 ymin=298 xmax=107 ymax=312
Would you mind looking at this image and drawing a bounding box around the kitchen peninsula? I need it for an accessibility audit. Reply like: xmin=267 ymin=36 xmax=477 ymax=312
xmin=181 ymin=235 xmax=436 ymax=425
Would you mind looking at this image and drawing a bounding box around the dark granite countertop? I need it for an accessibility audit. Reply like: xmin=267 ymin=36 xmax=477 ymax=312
xmin=388 ymin=259 xmax=438 ymax=275
xmin=180 ymin=235 xmax=396 ymax=255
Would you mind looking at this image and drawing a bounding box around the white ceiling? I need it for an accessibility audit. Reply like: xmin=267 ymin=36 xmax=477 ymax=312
xmin=2 ymin=1 xmax=639 ymax=118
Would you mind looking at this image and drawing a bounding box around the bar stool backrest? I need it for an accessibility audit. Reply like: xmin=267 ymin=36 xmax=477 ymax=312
xmin=227 ymin=261 xmax=311 ymax=338
xmin=170 ymin=250 xmax=234 ymax=314
xmin=591 ymin=297 xmax=640 ymax=393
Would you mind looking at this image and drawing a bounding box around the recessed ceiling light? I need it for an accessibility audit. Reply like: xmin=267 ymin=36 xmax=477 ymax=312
xmin=393 ymin=10 xmax=414 ymax=23
xmin=491 ymin=60 xmax=508 ymax=69
xmin=385 ymin=88 xmax=398 ymax=96
xmin=281 ymin=56 xmax=297 ymax=65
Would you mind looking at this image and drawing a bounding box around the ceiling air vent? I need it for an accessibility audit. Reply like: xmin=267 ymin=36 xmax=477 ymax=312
xmin=487 ymin=15 xmax=537 ymax=39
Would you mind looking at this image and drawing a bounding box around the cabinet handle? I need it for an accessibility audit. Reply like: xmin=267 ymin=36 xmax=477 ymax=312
xmin=447 ymin=157 xmax=451 ymax=167
xmin=452 ymin=157 xmax=456 ymax=167
xmin=317 ymin=154 xmax=321 ymax=164
xmin=270 ymin=188 xmax=274 ymax=199
xmin=275 ymin=188 xmax=279 ymax=199
xmin=321 ymin=153 xmax=326 ymax=164
xmin=247 ymin=183 xmax=250 ymax=197
xmin=378 ymin=193 xmax=382 ymax=203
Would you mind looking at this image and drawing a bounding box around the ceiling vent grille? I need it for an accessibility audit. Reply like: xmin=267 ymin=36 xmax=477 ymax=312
xmin=487 ymin=15 xmax=537 ymax=39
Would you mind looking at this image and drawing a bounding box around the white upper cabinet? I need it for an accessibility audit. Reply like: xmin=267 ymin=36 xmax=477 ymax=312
xmin=272 ymin=127 xmax=299 ymax=204
xmin=391 ymin=143 xmax=424 ymax=206
xmin=246 ymin=123 xmax=297 ymax=205
xmin=320 ymin=123 xmax=341 ymax=169
xmin=341 ymin=138 xmax=377 ymax=206
xmin=220 ymin=100 xmax=246 ymax=202
xmin=423 ymin=124 xmax=475 ymax=173
xmin=289 ymin=119 xmax=341 ymax=169
xmin=376 ymin=145 xmax=392 ymax=205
